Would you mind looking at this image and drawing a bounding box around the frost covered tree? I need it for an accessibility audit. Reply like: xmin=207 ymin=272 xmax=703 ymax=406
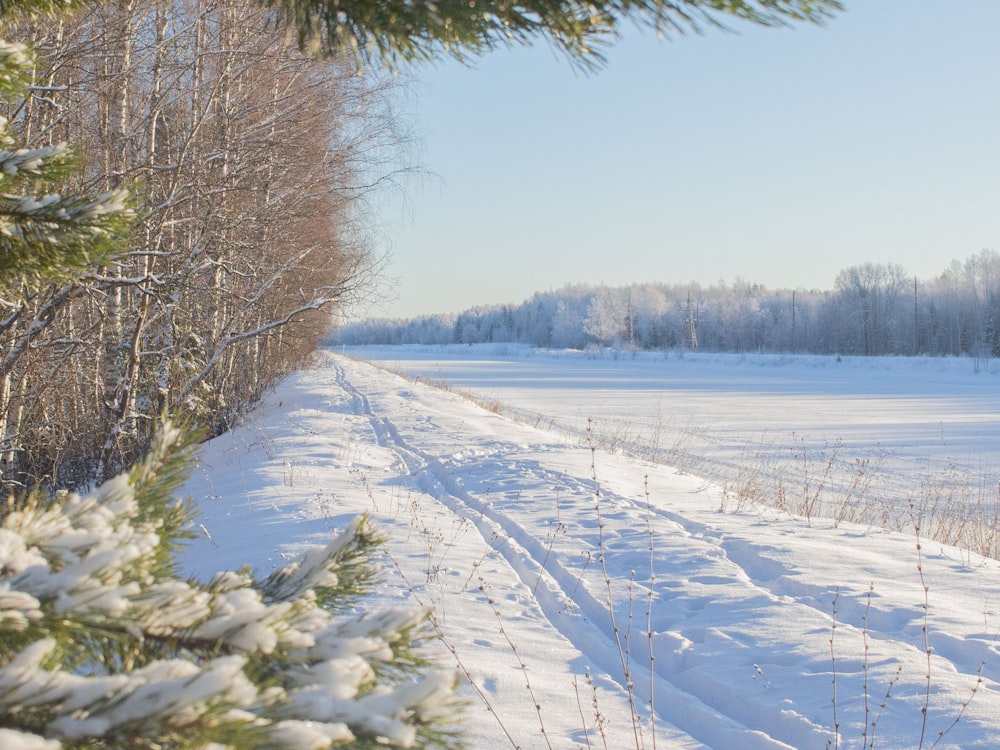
xmin=0 ymin=422 xmax=460 ymax=749
xmin=834 ymin=262 xmax=909 ymax=356
xmin=2 ymin=0 xmax=402 ymax=489
xmin=584 ymin=286 xmax=628 ymax=347
xmin=0 ymin=2 xmax=138 ymax=486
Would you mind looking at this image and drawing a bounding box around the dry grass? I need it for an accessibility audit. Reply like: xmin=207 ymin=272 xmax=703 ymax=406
xmin=351 ymin=354 xmax=1000 ymax=561
xmin=720 ymin=436 xmax=1000 ymax=561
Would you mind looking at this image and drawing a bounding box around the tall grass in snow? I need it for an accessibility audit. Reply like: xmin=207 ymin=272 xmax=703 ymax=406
xmin=719 ymin=436 xmax=1000 ymax=561
xmin=366 ymin=355 xmax=1000 ymax=562
xmin=356 ymin=445 xmax=986 ymax=750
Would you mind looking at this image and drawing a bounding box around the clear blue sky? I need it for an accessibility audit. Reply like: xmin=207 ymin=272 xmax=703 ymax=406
xmin=366 ymin=1 xmax=1000 ymax=319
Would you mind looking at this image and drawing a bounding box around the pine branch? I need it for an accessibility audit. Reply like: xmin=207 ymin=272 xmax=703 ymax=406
xmin=268 ymin=0 xmax=842 ymax=68
xmin=0 ymin=422 xmax=462 ymax=748
xmin=0 ymin=41 xmax=135 ymax=296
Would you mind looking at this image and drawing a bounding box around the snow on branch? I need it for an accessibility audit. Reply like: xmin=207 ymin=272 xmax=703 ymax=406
xmin=0 ymin=422 xmax=460 ymax=748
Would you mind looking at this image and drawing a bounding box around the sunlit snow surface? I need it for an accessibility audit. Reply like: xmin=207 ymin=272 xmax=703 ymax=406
xmin=182 ymin=346 xmax=1000 ymax=749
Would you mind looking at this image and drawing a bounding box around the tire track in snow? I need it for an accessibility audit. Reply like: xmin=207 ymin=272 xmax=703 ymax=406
xmin=333 ymin=358 xmax=836 ymax=749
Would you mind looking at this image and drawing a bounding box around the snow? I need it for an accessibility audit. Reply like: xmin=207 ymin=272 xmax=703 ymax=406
xmin=181 ymin=346 xmax=1000 ymax=749
xmin=0 ymin=728 xmax=60 ymax=750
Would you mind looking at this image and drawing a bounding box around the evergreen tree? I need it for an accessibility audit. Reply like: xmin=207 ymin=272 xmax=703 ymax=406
xmin=270 ymin=0 xmax=842 ymax=67
xmin=0 ymin=35 xmax=133 ymax=295
xmin=0 ymin=0 xmax=842 ymax=746
xmin=3 ymin=0 xmax=843 ymax=71
xmin=0 ymin=422 xmax=460 ymax=749
xmin=0 ymin=4 xmax=459 ymax=748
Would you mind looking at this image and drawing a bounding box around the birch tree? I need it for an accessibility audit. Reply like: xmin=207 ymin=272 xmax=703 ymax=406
xmin=584 ymin=286 xmax=628 ymax=347
xmin=2 ymin=0 xmax=399 ymax=489
xmin=0 ymin=6 xmax=463 ymax=747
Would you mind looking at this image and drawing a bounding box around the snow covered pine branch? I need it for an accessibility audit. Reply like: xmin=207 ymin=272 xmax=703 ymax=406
xmin=0 ymin=40 xmax=134 ymax=294
xmin=0 ymin=422 xmax=461 ymax=749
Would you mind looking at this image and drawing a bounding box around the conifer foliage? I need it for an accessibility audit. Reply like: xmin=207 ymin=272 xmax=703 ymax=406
xmin=0 ymin=422 xmax=460 ymax=749
xmin=0 ymin=33 xmax=133 ymax=293
xmin=273 ymin=0 xmax=842 ymax=67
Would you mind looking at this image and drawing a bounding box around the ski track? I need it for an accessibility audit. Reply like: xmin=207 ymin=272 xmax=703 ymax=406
xmin=332 ymin=356 xmax=924 ymax=749
xmin=333 ymin=365 xmax=758 ymax=747
xmin=190 ymin=351 xmax=999 ymax=749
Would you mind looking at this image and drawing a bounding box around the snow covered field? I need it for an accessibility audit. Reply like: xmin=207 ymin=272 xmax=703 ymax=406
xmin=345 ymin=345 xmax=1000 ymax=553
xmin=181 ymin=346 xmax=1000 ymax=749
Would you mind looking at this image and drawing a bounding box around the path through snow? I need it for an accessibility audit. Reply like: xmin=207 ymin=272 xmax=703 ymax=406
xmin=181 ymin=351 xmax=1000 ymax=749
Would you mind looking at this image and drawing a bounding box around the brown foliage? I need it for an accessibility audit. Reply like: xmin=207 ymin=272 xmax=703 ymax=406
xmin=0 ymin=0 xmax=403 ymax=491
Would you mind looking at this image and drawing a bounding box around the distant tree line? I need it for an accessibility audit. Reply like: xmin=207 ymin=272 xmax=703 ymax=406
xmin=337 ymin=251 xmax=1000 ymax=358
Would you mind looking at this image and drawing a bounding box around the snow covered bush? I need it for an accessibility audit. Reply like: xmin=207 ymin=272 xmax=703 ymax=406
xmin=0 ymin=422 xmax=461 ymax=749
